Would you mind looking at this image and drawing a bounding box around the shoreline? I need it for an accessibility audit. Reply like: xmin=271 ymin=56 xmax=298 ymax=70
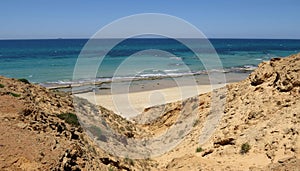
xmin=48 ymin=72 xmax=250 ymax=95
xmin=73 ymin=72 xmax=250 ymax=118
xmin=53 ymin=72 xmax=250 ymax=118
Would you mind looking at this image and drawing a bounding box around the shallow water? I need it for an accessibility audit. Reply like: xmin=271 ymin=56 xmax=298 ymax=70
xmin=0 ymin=38 xmax=299 ymax=86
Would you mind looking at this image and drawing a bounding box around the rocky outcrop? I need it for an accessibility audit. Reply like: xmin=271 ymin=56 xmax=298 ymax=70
xmin=0 ymin=77 xmax=151 ymax=170
xmin=249 ymin=55 xmax=300 ymax=92
xmin=133 ymin=53 xmax=300 ymax=170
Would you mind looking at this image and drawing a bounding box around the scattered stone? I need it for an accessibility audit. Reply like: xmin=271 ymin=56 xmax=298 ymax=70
xmin=214 ymin=138 xmax=235 ymax=146
xmin=202 ymin=149 xmax=214 ymax=157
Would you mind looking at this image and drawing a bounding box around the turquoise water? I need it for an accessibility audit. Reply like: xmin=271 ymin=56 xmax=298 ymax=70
xmin=0 ymin=39 xmax=299 ymax=86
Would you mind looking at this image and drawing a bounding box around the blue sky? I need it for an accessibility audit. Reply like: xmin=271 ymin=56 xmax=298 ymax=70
xmin=1 ymin=0 xmax=299 ymax=39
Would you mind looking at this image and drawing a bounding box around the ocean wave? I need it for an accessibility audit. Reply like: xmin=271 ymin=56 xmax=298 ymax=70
xmin=169 ymin=57 xmax=182 ymax=60
xmin=164 ymin=69 xmax=179 ymax=72
xmin=41 ymin=65 xmax=257 ymax=89
xmin=243 ymin=65 xmax=257 ymax=70
xmin=138 ymin=72 xmax=194 ymax=78
xmin=226 ymin=65 xmax=257 ymax=73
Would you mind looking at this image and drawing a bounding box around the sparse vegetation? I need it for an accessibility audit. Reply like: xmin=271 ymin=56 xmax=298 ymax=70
xmin=124 ymin=157 xmax=134 ymax=165
xmin=18 ymin=78 xmax=30 ymax=84
xmin=196 ymin=147 xmax=203 ymax=153
xmin=88 ymin=144 xmax=97 ymax=154
xmin=57 ymin=113 xmax=80 ymax=126
xmin=88 ymin=125 xmax=107 ymax=142
xmin=193 ymin=119 xmax=199 ymax=127
xmin=0 ymin=84 xmax=4 ymax=88
xmin=108 ymin=166 xmax=114 ymax=171
xmin=240 ymin=142 xmax=251 ymax=154
xmin=88 ymin=125 xmax=102 ymax=136
xmin=9 ymin=92 xmax=21 ymax=97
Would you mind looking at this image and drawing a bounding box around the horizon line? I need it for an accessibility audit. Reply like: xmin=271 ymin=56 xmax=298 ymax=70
xmin=1 ymin=37 xmax=300 ymax=41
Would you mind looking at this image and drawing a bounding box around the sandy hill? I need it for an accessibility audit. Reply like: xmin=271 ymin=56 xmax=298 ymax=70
xmin=142 ymin=54 xmax=300 ymax=170
xmin=0 ymin=53 xmax=300 ymax=170
xmin=0 ymin=77 xmax=152 ymax=170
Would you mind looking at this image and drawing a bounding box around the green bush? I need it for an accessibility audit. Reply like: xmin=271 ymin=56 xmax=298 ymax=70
xmin=18 ymin=78 xmax=30 ymax=84
xmin=57 ymin=113 xmax=80 ymax=126
xmin=124 ymin=157 xmax=134 ymax=165
xmin=240 ymin=142 xmax=251 ymax=154
xmin=196 ymin=147 xmax=203 ymax=153
xmin=0 ymin=84 xmax=4 ymax=88
xmin=9 ymin=92 xmax=21 ymax=97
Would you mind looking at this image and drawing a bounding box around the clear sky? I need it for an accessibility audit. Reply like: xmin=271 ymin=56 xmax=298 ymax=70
xmin=1 ymin=0 xmax=299 ymax=39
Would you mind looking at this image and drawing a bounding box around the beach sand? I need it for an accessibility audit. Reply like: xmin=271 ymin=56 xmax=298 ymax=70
xmin=76 ymin=83 xmax=225 ymax=118
xmin=74 ymin=72 xmax=248 ymax=118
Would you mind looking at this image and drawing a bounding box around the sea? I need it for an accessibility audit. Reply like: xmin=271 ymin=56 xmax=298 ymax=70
xmin=0 ymin=38 xmax=300 ymax=88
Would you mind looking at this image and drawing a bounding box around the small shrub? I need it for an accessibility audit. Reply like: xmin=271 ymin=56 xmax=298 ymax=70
xmin=88 ymin=125 xmax=102 ymax=135
xmin=124 ymin=157 xmax=134 ymax=165
xmin=0 ymin=84 xmax=4 ymax=88
xmin=57 ymin=113 xmax=80 ymax=126
xmin=240 ymin=142 xmax=251 ymax=154
xmin=196 ymin=147 xmax=203 ymax=153
xmin=193 ymin=119 xmax=199 ymax=127
xmin=88 ymin=145 xmax=97 ymax=154
xmin=18 ymin=78 xmax=30 ymax=84
xmin=9 ymin=92 xmax=21 ymax=97
xmin=88 ymin=125 xmax=107 ymax=142
xmin=108 ymin=167 xmax=114 ymax=171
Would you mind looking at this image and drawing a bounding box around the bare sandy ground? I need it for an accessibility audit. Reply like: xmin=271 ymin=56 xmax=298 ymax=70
xmin=76 ymin=84 xmax=225 ymax=118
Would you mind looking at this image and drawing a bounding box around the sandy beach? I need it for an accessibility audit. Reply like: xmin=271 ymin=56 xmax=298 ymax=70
xmin=72 ymin=72 xmax=248 ymax=118
xmin=76 ymin=83 xmax=226 ymax=118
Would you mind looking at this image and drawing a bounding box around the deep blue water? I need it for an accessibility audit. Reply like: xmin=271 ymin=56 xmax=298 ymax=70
xmin=0 ymin=38 xmax=299 ymax=85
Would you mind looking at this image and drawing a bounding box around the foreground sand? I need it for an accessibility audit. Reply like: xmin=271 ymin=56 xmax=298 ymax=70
xmin=76 ymin=84 xmax=225 ymax=118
